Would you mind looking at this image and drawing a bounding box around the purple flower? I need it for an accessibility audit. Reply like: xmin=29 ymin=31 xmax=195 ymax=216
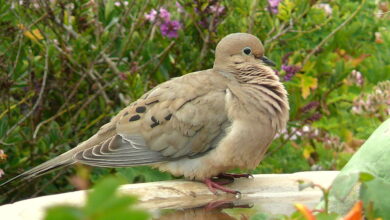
xmin=268 ymin=0 xmax=283 ymax=14
xmin=307 ymin=113 xmax=322 ymax=123
xmin=159 ymin=7 xmax=171 ymax=22
xmin=145 ymin=9 xmax=157 ymax=22
xmin=284 ymin=72 xmax=294 ymax=81
xmin=198 ymin=19 xmax=208 ymax=28
xmin=282 ymin=64 xmax=300 ymax=81
xmin=160 ymin=20 xmax=181 ymax=38
xmin=192 ymin=1 xmax=226 ymax=32
xmin=300 ymin=101 xmax=320 ymax=113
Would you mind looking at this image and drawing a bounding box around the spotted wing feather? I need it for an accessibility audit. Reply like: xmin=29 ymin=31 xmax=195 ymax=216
xmin=73 ymin=70 xmax=230 ymax=167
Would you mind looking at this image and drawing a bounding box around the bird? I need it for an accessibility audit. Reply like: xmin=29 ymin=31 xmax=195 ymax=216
xmin=0 ymin=33 xmax=289 ymax=195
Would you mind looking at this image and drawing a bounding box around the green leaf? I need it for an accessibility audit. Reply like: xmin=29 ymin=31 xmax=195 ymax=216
xmin=358 ymin=172 xmax=375 ymax=182
xmin=307 ymin=8 xmax=326 ymax=25
xmin=44 ymin=206 xmax=83 ymax=220
xmin=105 ymin=0 xmax=115 ymax=21
xmin=0 ymin=117 xmax=8 ymax=138
xmin=331 ymin=172 xmax=360 ymax=201
xmin=321 ymin=119 xmax=390 ymax=214
xmin=250 ymin=213 xmax=270 ymax=220
xmin=97 ymin=196 xmax=137 ymax=213
xmin=44 ymin=176 xmax=149 ymax=220
xmin=84 ymin=177 xmax=123 ymax=215
xmin=277 ymin=0 xmax=295 ymax=21
xmin=360 ymin=177 xmax=390 ymax=220
xmin=315 ymin=212 xmax=339 ymax=220
xmin=99 ymin=210 xmax=149 ymax=220
xmin=296 ymin=74 xmax=318 ymax=99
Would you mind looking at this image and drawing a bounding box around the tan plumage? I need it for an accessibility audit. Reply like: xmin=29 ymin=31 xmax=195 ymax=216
xmin=1 ymin=33 xmax=289 ymax=190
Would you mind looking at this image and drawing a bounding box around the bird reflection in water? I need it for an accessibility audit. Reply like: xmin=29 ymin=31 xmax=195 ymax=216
xmin=156 ymin=201 xmax=253 ymax=220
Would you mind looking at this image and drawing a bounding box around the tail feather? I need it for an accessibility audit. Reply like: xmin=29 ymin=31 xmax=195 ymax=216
xmin=0 ymin=122 xmax=117 ymax=188
xmin=0 ymin=152 xmax=76 ymax=188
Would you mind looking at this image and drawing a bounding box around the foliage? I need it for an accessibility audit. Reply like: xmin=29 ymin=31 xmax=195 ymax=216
xmin=247 ymin=119 xmax=390 ymax=219
xmin=0 ymin=0 xmax=389 ymax=205
xmin=44 ymin=176 xmax=149 ymax=220
xmin=323 ymin=118 xmax=390 ymax=219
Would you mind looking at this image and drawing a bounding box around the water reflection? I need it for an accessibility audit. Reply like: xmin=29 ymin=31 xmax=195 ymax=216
xmin=153 ymin=194 xmax=319 ymax=220
xmin=155 ymin=201 xmax=253 ymax=220
xmin=157 ymin=207 xmax=242 ymax=220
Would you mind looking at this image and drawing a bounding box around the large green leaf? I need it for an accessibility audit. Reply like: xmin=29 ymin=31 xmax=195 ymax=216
xmin=360 ymin=177 xmax=390 ymax=219
xmin=45 ymin=176 xmax=149 ymax=220
xmin=320 ymin=119 xmax=390 ymax=217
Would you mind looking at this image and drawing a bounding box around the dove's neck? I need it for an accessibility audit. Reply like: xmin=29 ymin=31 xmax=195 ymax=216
xmin=223 ymin=63 xmax=289 ymax=131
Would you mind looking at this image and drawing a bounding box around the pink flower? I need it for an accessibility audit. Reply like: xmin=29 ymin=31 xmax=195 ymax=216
xmin=160 ymin=20 xmax=181 ymax=38
xmin=145 ymin=9 xmax=158 ymax=22
xmin=159 ymin=7 xmax=171 ymax=22
xmin=268 ymin=0 xmax=282 ymax=7
xmin=209 ymin=4 xmax=225 ymax=15
xmin=268 ymin=0 xmax=283 ymax=14
xmin=115 ymin=1 xmax=128 ymax=7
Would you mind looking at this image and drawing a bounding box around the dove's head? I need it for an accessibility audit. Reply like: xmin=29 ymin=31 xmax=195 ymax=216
xmin=213 ymin=33 xmax=275 ymax=71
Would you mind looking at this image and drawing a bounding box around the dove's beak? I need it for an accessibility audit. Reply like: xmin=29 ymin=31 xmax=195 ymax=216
xmin=259 ymin=56 xmax=276 ymax=67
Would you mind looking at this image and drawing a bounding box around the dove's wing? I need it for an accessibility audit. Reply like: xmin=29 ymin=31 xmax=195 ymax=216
xmin=73 ymin=70 xmax=231 ymax=167
xmin=0 ymin=70 xmax=230 ymax=187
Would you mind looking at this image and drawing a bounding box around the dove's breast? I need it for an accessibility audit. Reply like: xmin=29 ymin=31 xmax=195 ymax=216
xmin=155 ymin=66 xmax=289 ymax=180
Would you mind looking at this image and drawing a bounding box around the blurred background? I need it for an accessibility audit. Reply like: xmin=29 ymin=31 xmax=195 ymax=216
xmin=0 ymin=0 xmax=389 ymax=203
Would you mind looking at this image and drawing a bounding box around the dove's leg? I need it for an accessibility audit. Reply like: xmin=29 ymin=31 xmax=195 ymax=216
xmin=203 ymin=178 xmax=240 ymax=195
xmin=203 ymin=173 xmax=254 ymax=195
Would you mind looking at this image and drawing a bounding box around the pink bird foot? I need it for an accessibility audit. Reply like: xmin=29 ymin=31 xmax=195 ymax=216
xmin=203 ymin=173 xmax=253 ymax=195
xmin=203 ymin=178 xmax=240 ymax=195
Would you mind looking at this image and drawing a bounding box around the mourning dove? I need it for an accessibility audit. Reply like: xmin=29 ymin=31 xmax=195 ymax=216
xmin=1 ymin=33 xmax=289 ymax=194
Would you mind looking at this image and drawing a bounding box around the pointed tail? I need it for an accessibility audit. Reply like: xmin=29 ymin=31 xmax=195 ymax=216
xmin=0 ymin=150 xmax=76 ymax=188
xmin=0 ymin=122 xmax=117 ymax=188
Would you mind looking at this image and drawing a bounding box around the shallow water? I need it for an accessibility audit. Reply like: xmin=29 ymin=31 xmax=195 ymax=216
xmin=151 ymin=192 xmax=321 ymax=219
xmin=0 ymin=171 xmax=338 ymax=220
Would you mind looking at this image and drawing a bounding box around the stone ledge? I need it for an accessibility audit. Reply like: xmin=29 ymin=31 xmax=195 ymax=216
xmin=0 ymin=171 xmax=339 ymax=220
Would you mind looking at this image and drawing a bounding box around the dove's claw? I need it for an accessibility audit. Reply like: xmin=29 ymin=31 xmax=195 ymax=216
xmin=234 ymin=191 xmax=241 ymax=199
xmin=204 ymin=178 xmax=240 ymax=195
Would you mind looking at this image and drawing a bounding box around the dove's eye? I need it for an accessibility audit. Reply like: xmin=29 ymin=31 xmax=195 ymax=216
xmin=243 ymin=47 xmax=252 ymax=55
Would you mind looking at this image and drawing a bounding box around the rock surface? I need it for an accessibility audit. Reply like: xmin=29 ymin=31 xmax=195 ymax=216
xmin=0 ymin=171 xmax=339 ymax=220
